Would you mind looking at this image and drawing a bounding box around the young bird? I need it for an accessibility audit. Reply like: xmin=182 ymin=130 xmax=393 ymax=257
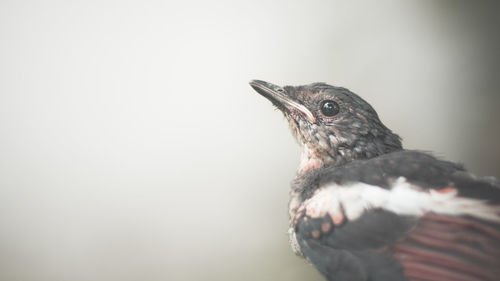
xmin=250 ymin=80 xmax=500 ymax=281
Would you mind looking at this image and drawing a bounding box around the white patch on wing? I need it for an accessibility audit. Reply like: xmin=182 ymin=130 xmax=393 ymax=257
xmin=302 ymin=177 xmax=500 ymax=223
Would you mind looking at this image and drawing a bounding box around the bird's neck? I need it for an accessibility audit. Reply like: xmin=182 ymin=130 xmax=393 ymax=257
xmin=297 ymin=144 xmax=338 ymax=176
xmin=296 ymin=137 xmax=403 ymax=178
xmin=298 ymin=146 xmax=323 ymax=174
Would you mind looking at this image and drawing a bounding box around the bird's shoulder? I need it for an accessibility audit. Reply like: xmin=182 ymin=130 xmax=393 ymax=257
xmin=295 ymin=150 xmax=500 ymax=203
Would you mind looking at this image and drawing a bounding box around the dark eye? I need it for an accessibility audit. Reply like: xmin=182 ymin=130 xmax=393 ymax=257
xmin=320 ymin=100 xmax=339 ymax=117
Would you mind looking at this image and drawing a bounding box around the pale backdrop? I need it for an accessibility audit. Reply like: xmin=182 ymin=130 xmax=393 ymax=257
xmin=1 ymin=1 xmax=499 ymax=281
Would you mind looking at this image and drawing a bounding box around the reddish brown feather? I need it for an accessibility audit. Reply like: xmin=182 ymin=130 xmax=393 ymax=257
xmin=405 ymin=232 xmax=493 ymax=263
xmin=393 ymin=245 xmax=497 ymax=281
xmin=426 ymin=213 xmax=500 ymax=240
xmin=400 ymin=261 xmax=485 ymax=281
xmin=392 ymin=213 xmax=500 ymax=281
xmin=410 ymin=222 xmax=500 ymax=257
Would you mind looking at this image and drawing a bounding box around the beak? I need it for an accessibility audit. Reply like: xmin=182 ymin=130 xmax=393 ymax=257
xmin=249 ymin=80 xmax=316 ymax=124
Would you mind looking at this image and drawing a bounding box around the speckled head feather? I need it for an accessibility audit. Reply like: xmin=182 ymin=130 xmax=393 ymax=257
xmin=250 ymin=80 xmax=402 ymax=173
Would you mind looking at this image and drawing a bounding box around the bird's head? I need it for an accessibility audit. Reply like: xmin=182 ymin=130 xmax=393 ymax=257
xmin=250 ymin=80 xmax=402 ymax=173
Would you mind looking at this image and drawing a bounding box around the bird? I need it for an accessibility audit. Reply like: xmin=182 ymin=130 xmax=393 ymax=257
xmin=249 ymin=80 xmax=500 ymax=281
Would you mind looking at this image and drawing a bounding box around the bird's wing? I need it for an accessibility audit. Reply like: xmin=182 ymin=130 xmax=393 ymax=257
xmin=293 ymin=151 xmax=500 ymax=281
xmin=392 ymin=212 xmax=500 ymax=281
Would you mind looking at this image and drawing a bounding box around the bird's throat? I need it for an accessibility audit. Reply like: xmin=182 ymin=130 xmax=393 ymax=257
xmin=299 ymin=156 xmax=323 ymax=175
xmin=298 ymin=145 xmax=327 ymax=175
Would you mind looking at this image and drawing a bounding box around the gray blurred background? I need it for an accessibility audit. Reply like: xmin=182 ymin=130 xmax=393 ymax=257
xmin=1 ymin=1 xmax=499 ymax=281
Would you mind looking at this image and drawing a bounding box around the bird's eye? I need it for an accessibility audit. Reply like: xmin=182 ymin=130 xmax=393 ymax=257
xmin=320 ymin=100 xmax=339 ymax=117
